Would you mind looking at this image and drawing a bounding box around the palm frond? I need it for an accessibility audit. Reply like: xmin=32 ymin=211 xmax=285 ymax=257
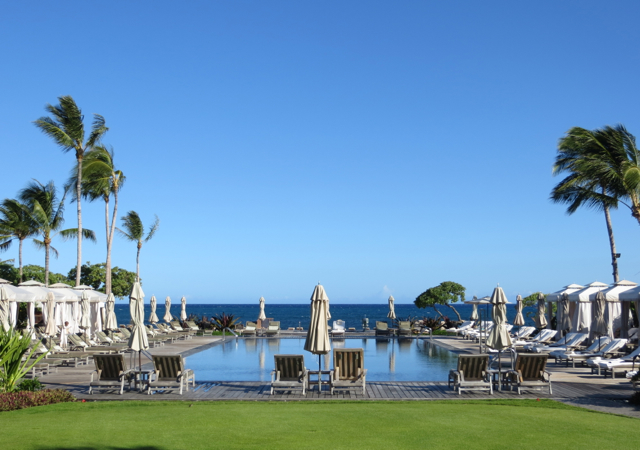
xmin=86 ymin=114 xmax=108 ymax=148
xmin=33 ymin=117 xmax=75 ymax=151
xmin=120 ymin=211 xmax=143 ymax=241
xmin=145 ymin=215 xmax=160 ymax=242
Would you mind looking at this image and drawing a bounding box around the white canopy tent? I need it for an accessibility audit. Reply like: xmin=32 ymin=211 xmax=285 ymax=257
xmin=546 ymin=284 xmax=584 ymax=338
xmin=567 ymin=282 xmax=609 ymax=333
xmin=600 ymin=280 xmax=636 ymax=338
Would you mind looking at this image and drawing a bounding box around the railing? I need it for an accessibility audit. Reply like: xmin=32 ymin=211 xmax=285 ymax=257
xmin=222 ymin=327 xmax=239 ymax=341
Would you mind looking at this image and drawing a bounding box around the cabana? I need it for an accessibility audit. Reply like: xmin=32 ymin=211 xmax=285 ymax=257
xmin=567 ymin=282 xmax=609 ymax=334
xmin=600 ymin=280 xmax=636 ymax=338
xmin=617 ymin=283 xmax=640 ymax=339
xmin=546 ymin=284 xmax=584 ymax=339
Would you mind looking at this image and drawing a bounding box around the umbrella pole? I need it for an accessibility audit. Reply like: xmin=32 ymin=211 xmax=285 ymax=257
xmin=318 ymin=354 xmax=322 ymax=393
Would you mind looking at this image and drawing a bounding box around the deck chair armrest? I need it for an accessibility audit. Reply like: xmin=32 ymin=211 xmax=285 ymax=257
xmin=300 ymin=369 xmax=309 ymax=382
xmin=450 ymin=369 xmax=462 ymax=383
xmin=90 ymin=370 xmax=98 ymax=382
xmin=542 ymin=370 xmax=552 ymax=381
xmin=334 ymin=366 xmax=340 ymax=381
xmin=506 ymin=369 xmax=522 ymax=382
xmin=271 ymin=370 xmax=279 ymax=382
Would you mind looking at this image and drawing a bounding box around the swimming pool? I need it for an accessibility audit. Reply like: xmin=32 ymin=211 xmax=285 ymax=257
xmin=185 ymin=338 xmax=458 ymax=382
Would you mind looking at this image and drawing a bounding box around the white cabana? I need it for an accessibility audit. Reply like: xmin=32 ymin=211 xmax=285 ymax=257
xmin=600 ymin=280 xmax=635 ymax=338
xmin=567 ymin=282 xmax=609 ymax=333
xmin=547 ymin=284 xmax=584 ymax=338
xmin=616 ymin=283 xmax=640 ymax=339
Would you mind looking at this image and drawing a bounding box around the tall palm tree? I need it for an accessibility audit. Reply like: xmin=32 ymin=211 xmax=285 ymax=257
xmin=68 ymin=146 xmax=125 ymax=294
xmin=0 ymin=199 xmax=38 ymax=282
xmin=18 ymin=180 xmax=96 ymax=286
xmin=551 ymin=125 xmax=640 ymax=282
xmin=117 ymin=211 xmax=159 ymax=281
xmin=34 ymin=96 xmax=108 ymax=286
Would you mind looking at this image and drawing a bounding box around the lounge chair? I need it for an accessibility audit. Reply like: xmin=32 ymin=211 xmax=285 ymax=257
xmin=553 ymin=338 xmax=627 ymax=368
xmin=170 ymin=321 xmax=195 ymax=339
xmin=506 ymin=354 xmax=552 ymax=395
xmin=448 ymin=354 xmax=493 ymax=395
xmin=329 ymin=348 xmax=367 ymax=395
xmin=586 ymin=345 xmax=640 ymax=377
xmin=242 ymin=321 xmax=257 ymax=337
xmin=446 ymin=321 xmax=474 ymax=336
xmin=461 ymin=321 xmax=491 ymax=339
xmin=397 ymin=321 xmax=412 ymax=337
xmin=147 ymin=354 xmax=195 ymax=395
xmin=266 ymin=321 xmax=280 ymax=337
xmin=511 ymin=326 xmax=536 ymax=340
xmin=89 ymin=354 xmax=133 ymax=395
xmin=530 ymin=333 xmax=588 ymax=354
xmin=375 ymin=321 xmax=391 ymax=336
xmin=270 ymin=354 xmax=308 ymax=395
xmin=514 ymin=329 xmax=557 ymax=348
xmin=331 ymin=320 xmax=346 ymax=337
xmin=186 ymin=320 xmax=200 ymax=332
xmin=68 ymin=334 xmax=123 ymax=353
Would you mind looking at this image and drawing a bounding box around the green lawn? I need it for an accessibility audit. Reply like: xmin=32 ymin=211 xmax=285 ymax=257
xmin=1 ymin=400 xmax=638 ymax=449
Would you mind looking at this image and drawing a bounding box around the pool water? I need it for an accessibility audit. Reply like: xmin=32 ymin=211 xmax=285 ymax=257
xmin=185 ymin=338 xmax=458 ymax=382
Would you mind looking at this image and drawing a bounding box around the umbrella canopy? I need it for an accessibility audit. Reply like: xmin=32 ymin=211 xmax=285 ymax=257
xmin=304 ymin=284 xmax=331 ymax=357
xmin=0 ymin=285 xmax=10 ymax=331
xmin=163 ymin=296 xmax=172 ymax=323
xmin=470 ymin=304 xmax=479 ymax=321
xmin=79 ymin=291 xmax=91 ymax=331
xmin=180 ymin=296 xmax=187 ymax=321
xmin=258 ymin=297 xmax=266 ymax=321
xmin=149 ymin=295 xmax=159 ymax=324
xmin=534 ymin=293 xmax=548 ymax=328
xmin=104 ymin=293 xmax=118 ymax=330
xmin=128 ymin=282 xmax=149 ymax=352
xmin=514 ymin=295 xmax=525 ymax=326
xmin=558 ymin=293 xmax=572 ymax=332
xmin=387 ymin=295 xmax=396 ymax=320
xmin=590 ymin=290 xmax=608 ymax=341
xmin=44 ymin=292 xmax=58 ymax=336
xmin=486 ymin=286 xmax=512 ymax=350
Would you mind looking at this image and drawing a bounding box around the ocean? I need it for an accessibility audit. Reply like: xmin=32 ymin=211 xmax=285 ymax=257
xmin=113 ymin=303 xmax=539 ymax=329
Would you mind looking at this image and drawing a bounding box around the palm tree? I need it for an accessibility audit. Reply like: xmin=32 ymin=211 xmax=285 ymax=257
xmin=117 ymin=211 xmax=159 ymax=281
xmin=0 ymin=199 xmax=37 ymax=282
xmin=18 ymin=180 xmax=96 ymax=286
xmin=68 ymin=146 xmax=125 ymax=294
xmin=34 ymin=96 xmax=108 ymax=286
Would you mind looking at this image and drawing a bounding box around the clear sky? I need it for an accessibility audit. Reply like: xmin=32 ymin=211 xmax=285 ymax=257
xmin=1 ymin=1 xmax=640 ymax=304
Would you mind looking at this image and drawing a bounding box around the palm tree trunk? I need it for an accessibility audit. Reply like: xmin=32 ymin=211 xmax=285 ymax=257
xmin=104 ymin=197 xmax=111 ymax=294
xmin=18 ymin=238 xmax=24 ymax=283
xmin=44 ymin=242 xmax=50 ymax=286
xmin=604 ymin=204 xmax=619 ymax=283
xmin=75 ymin=155 xmax=83 ymax=287
xmin=136 ymin=242 xmax=141 ymax=282
xmin=106 ymin=189 xmax=118 ymax=295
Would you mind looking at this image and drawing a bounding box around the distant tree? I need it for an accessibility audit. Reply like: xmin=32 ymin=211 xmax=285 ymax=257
xmin=0 ymin=199 xmax=38 ymax=282
xmin=0 ymin=261 xmax=18 ymax=284
xmin=117 ymin=211 xmax=159 ymax=281
xmin=67 ymin=262 xmax=136 ymax=299
xmin=21 ymin=265 xmax=71 ymax=286
xmin=414 ymin=281 xmax=465 ymax=322
xmin=34 ymin=96 xmax=108 ymax=286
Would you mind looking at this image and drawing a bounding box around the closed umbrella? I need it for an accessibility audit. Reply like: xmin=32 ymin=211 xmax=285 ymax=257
xmin=0 ymin=285 xmax=10 ymax=331
xmin=534 ymin=293 xmax=548 ymax=329
xmin=104 ymin=293 xmax=118 ymax=331
xmin=590 ymin=291 xmax=607 ymax=345
xmin=44 ymin=292 xmax=57 ymax=337
xmin=486 ymin=286 xmax=512 ymax=380
xmin=559 ymin=293 xmax=571 ymax=334
xmin=387 ymin=296 xmax=396 ymax=320
xmin=258 ymin=297 xmax=266 ymax=321
xmin=180 ymin=296 xmax=187 ymax=321
xmin=148 ymin=295 xmax=159 ymax=324
xmin=163 ymin=296 xmax=172 ymax=323
xmin=470 ymin=304 xmax=479 ymax=321
xmin=304 ymin=284 xmax=331 ymax=391
xmin=513 ymin=295 xmax=525 ymax=326
xmin=128 ymin=282 xmax=149 ymax=371
xmin=79 ymin=291 xmax=91 ymax=336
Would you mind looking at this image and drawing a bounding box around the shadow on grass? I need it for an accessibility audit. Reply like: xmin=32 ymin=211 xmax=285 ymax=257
xmin=35 ymin=447 xmax=166 ymax=450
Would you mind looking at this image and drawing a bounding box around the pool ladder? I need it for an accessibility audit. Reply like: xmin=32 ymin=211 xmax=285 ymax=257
xmin=222 ymin=327 xmax=239 ymax=341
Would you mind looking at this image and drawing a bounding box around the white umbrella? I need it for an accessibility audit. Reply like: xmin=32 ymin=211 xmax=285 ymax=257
xmin=258 ymin=297 xmax=266 ymax=321
xmin=534 ymin=293 xmax=547 ymax=328
xmin=149 ymin=295 xmax=159 ymax=324
xmin=180 ymin=296 xmax=187 ymax=321
xmin=104 ymin=293 xmax=118 ymax=331
xmin=0 ymin=285 xmax=10 ymax=331
xmin=387 ymin=296 xmax=396 ymax=320
xmin=589 ymin=290 xmax=608 ymax=343
xmin=128 ymin=282 xmax=149 ymax=370
xmin=304 ymin=284 xmax=331 ymax=390
xmin=43 ymin=292 xmax=57 ymax=337
xmin=558 ymin=293 xmax=571 ymax=334
xmin=163 ymin=296 xmax=172 ymax=323
xmin=486 ymin=286 xmax=512 ymax=375
xmin=79 ymin=291 xmax=91 ymax=335
xmin=514 ymin=295 xmax=525 ymax=326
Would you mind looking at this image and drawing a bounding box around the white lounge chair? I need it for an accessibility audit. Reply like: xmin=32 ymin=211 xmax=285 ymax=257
xmin=586 ymin=345 xmax=640 ymax=377
xmin=531 ymin=333 xmax=588 ymax=354
xmin=446 ymin=321 xmax=475 ymax=336
xmin=519 ymin=330 xmax=559 ymax=350
xmin=511 ymin=326 xmax=536 ymax=340
xmin=331 ymin=320 xmax=346 ymax=337
xmin=553 ymin=338 xmax=627 ymax=368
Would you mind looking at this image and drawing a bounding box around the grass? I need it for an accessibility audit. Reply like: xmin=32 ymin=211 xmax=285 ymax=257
xmin=1 ymin=399 xmax=639 ymax=449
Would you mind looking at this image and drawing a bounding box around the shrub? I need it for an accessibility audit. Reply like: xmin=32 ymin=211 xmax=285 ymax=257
xmin=17 ymin=377 xmax=44 ymax=392
xmin=211 ymin=312 xmax=239 ymax=331
xmin=0 ymin=389 xmax=76 ymax=411
xmin=0 ymin=328 xmax=48 ymax=392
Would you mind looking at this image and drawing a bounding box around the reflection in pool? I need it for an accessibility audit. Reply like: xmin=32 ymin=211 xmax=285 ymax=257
xmin=185 ymin=338 xmax=458 ymax=382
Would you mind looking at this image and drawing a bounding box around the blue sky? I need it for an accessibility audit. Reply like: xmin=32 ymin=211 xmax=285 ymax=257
xmin=1 ymin=1 xmax=640 ymax=304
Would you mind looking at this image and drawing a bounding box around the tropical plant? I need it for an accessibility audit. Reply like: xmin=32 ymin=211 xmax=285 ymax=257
xmin=17 ymin=377 xmax=44 ymax=392
xmin=0 ymin=199 xmax=37 ymax=282
xmin=414 ymin=281 xmax=465 ymax=321
xmin=67 ymin=146 xmax=125 ymax=294
xmin=0 ymin=328 xmax=47 ymax=392
xmin=116 ymin=211 xmax=159 ymax=281
xmin=18 ymin=180 xmax=95 ymax=285
xmin=551 ymin=126 xmax=631 ymax=282
xmin=34 ymin=96 xmax=108 ymax=286
xmin=211 ymin=312 xmax=239 ymax=331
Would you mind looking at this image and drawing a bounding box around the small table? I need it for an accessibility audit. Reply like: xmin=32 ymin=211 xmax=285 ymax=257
xmin=131 ymin=369 xmax=153 ymax=392
xmin=307 ymin=370 xmax=332 ymax=392
xmin=487 ymin=368 xmax=511 ymax=392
